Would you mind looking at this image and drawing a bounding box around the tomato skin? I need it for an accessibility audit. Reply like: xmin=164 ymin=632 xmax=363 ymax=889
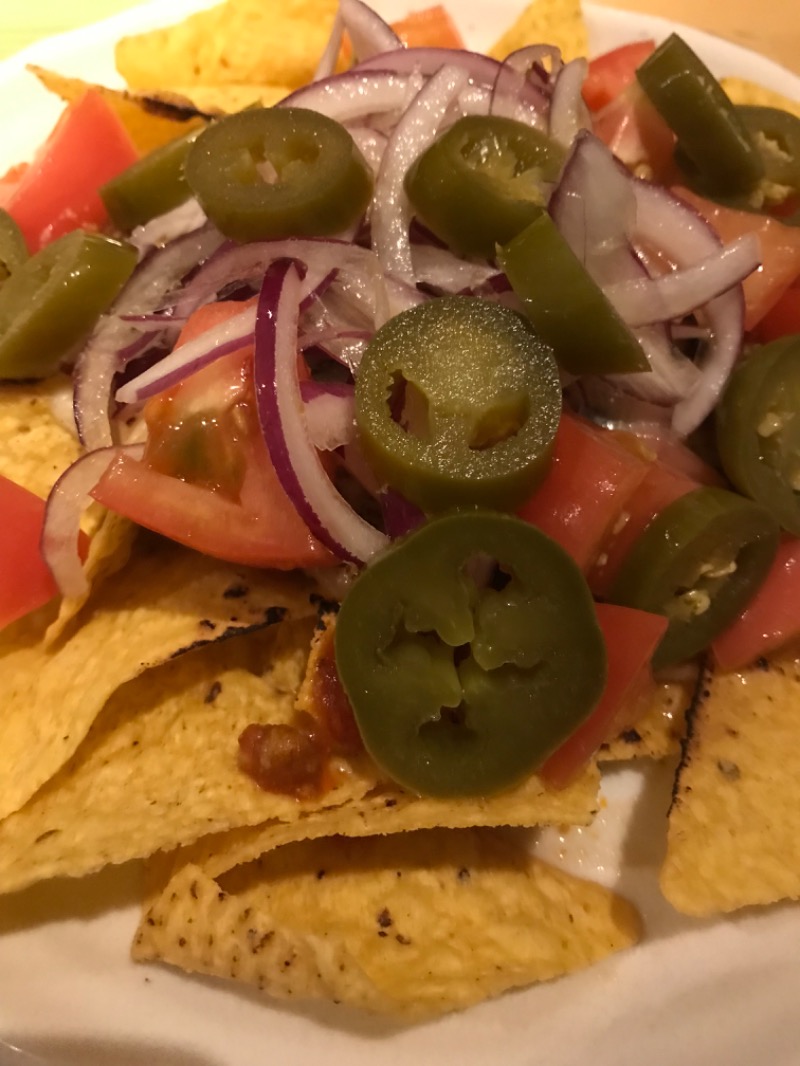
xmin=391 ymin=5 xmax=465 ymax=49
xmin=592 ymin=83 xmax=676 ymax=177
xmin=675 ymin=187 xmax=800 ymax=332
xmin=712 ymin=538 xmax=800 ymax=670
xmin=541 ymin=602 xmax=668 ymax=787
xmin=93 ymin=299 xmax=336 ymax=569
xmin=0 ymin=475 xmax=58 ymax=629
xmin=517 ymin=413 xmax=650 ymax=571
xmin=589 ymin=461 xmax=700 ymax=597
xmin=4 ymin=91 xmax=138 ymax=252
xmin=582 ymin=40 xmax=655 ymax=112
xmin=755 ymin=281 xmax=800 ymax=343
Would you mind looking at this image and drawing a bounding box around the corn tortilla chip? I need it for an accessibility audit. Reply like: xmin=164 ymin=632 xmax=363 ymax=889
xmin=720 ymin=77 xmax=800 ymax=119
xmin=160 ymin=84 xmax=292 ymax=114
xmin=27 ymin=66 xmax=206 ymax=154
xmin=0 ymin=378 xmax=80 ymax=500
xmin=134 ymin=828 xmax=640 ymax=1017
xmin=599 ymin=680 xmax=690 ymax=763
xmin=0 ymin=620 xmax=380 ymax=895
xmin=489 ymin=0 xmax=588 ymax=63
xmin=661 ymin=648 xmax=800 ymax=915
xmin=115 ymin=0 xmax=338 ymax=92
xmin=0 ymin=536 xmax=314 ymax=822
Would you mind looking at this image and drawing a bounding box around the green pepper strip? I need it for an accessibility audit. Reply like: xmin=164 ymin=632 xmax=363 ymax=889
xmin=610 ymin=486 xmax=779 ymax=670
xmin=498 ymin=213 xmax=650 ymax=376
xmin=355 ymin=295 xmax=561 ymax=513
xmin=404 ymin=115 xmax=566 ymax=260
xmin=0 ymin=208 xmax=27 ymax=284
xmin=334 ymin=511 xmax=607 ymax=797
xmin=101 ymin=126 xmax=204 ymax=232
xmin=636 ymin=34 xmax=764 ymax=198
xmin=184 ymin=107 xmax=373 ymax=243
xmin=717 ymin=335 xmax=800 ymax=536
xmin=0 ymin=230 xmax=137 ymax=380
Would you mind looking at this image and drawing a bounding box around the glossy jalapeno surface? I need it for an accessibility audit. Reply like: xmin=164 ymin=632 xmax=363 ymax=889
xmin=610 ymin=486 xmax=779 ymax=670
xmin=334 ymin=511 xmax=607 ymax=797
xmin=0 ymin=208 xmax=27 ymax=283
xmin=355 ymin=295 xmax=561 ymax=513
xmin=404 ymin=115 xmax=566 ymax=259
xmin=498 ymin=213 xmax=650 ymax=376
xmin=184 ymin=107 xmax=373 ymax=242
xmin=636 ymin=33 xmax=764 ymax=197
xmin=0 ymin=229 xmax=137 ymax=380
xmin=716 ymin=335 xmax=800 ymax=535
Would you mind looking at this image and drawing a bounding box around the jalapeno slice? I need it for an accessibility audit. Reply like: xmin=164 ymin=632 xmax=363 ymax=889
xmin=0 ymin=208 xmax=27 ymax=283
xmin=404 ymin=115 xmax=566 ymax=259
xmin=610 ymin=486 xmax=779 ymax=670
xmin=355 ymin=296 xmax=561 ymax=513
xmin=498 ymin=214 xmax=650 ymax=376
xmin=636 ymin=34 xmax=764 ymax=197
xmin=334 ymin=511 xmax=607 ymax=797
xmin=716 ymin=335 xmax=800 ymax=535
xmin=0 ymin=230 xmax=137 ymax=380
xmin=101 ymin=126 xmax=203 ymax=231
xmin=184 ymin=107 xmax=373 ymax=242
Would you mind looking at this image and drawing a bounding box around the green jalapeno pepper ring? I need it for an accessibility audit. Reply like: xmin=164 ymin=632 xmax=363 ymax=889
xmin=716 ymin=335 xmax=800 ymax=536
xmin=184 ymin=107 xmax=373 ymax=242
xmin=334 ymin=511 xmax=607 ymax=797
xmin=0 ymin=209 xmax=27 ymax=284
xmin=404 ymin=115 xmax=566 ymax=259
xmin=355 ymin=296 xmax=562 ymax=513
xmin=636 ymin=33 xmax=764 ymax=198
xmin=498 ymin=214 xmax=650 ymax=376
xmin=0 ymin=230 xmax=137 ymax=381
xmin=610 ymin=486 xmax=779 ymax=670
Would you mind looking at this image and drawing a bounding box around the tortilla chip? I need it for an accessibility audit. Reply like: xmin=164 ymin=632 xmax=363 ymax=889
xmin=0 ymin=378 xmax=80 ymax=500
xmin=661 ymin=648 xmax=800 ymax=915
xmin=0 ymin=536 xmax=313 ymax=823
xmin=720 ymin=77 xmax=800 ymax=120
xmin=134 ymin=828 xmax=640 ymax=1016
xmin=161 ymin=84 xmax=292 ymax=114
xmin=599 ymin=680 xmax=691 ymax=763
xmin=27 ymin=66 xmax=206 ymax=155
xmin=488 ymin=0 xmax=588 ymax=63
xmin=115 ymin=0 xmax=338 ymax=92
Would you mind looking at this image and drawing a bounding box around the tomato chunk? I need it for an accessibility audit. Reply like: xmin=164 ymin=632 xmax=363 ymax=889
xmin=391 ymin=5 xmax=464 ymax=49
xmin=4 ymin=90 xmax=138 ymax=252
xmin=755 ymin=281 xmax=800 ymax=343
xmin=517 ymin=413 xmax=650 ymax=571
xmin=712 ymin=538 xmax=800 ymax=670
xmin=541 ymin=602 xmax=668 ymax=787
xmin=0 ymin=475 xmax=58 ymax=629
xmin=583 ymin=40 xmax=656 ymax=112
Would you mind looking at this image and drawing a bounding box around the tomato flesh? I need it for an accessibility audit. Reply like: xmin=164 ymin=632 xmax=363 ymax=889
xmin=755 ymin=281 xmax=800 ymax=343
xmin=391 ymin=5 xmax=465 ymax=49
xmin=4 ymin=90 xmax=138 ymax=252
xmin=0 ymin=475 xmax=58 ymax=629
xmin=583 ymin=40 xmax=656 ymax=112
xmin=712 ymin=538 xmax=800 ymax=670
xmin=541 ymin=602 xmax=668 ymax=787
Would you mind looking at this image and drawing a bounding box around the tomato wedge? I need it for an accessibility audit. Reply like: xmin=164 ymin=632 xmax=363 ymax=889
xmin=4 ymin=90 xmax=138 ymax=252
xmin=517 ymin=413 xmax=650 ymax=571
xmin=712 ymin=538 xmax=800 ymax=670
xmin=391 ymin=5 xmax=464 ymax=49
xmin=92 ymin=300 xmax=336 ymax=570
xmin=0 ymin=475 xmax=58 ymax=629
xmin=541 ymin=602 xmax=668 ymax=787
xmin=582 ymin=40 xmax=655 ymax=112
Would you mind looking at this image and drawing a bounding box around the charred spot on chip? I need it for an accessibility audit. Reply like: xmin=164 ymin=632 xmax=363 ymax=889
xmin=396 ymin=934 xmax=412 ymax=946
xmin=717 ymin=759 xmax=741 ymax=781
xmin=199 ymin=619 xmax=216 ymax=631
xmin=310 ymin=594 xmax=340 ymax=618
xmin=34 ymin=828 xmax=60 ymax=844
xmin=458 ymin=867 xmax=471 ymax=882
xmin=755 ymin=656 xmax=770 ymax=671
xmin=264 ymin=606 xmax=288 ymax=626
xmin=620 ymin=728 xmax=643 ymax=745
xmin=136 ymin=90 xmax=214 ymax=122
xmin=376 ymin=907 xmax=393 ymax=929
xmin=223 ymin=584 xmax=249 ymax=600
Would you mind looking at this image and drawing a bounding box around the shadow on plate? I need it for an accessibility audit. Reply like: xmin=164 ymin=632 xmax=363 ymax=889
xmin=1 ymin=1036 xmax=222 ymax=1066
xmin=0 ymin=862 xmax=141 ymax=936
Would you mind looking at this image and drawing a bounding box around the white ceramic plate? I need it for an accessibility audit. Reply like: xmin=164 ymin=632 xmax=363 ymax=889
xmin=2 ymin=4 xmax=800 ymax=1065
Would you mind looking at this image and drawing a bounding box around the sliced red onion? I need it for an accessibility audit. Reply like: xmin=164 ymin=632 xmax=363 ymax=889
xmin=412 ymin=244 xmax=498 ymax=293
xmin=347 ymin=126 xmax=388 ymax=175
xmin=605 ymin=234 xmax=761 ymax=326
xmin=355 ymin=47 xmax=501 ymax=86
xmin=379 ymin=488 xmax=425 ymax=538
xmin=385 ymin=275 xmax=429 ymax=315
xmin=490 ymin=47 xmax=553 ymax=128
xmin=74 ymin=225 xmax=225 ymax=450
xmin=340 ymin=0 xmax=402 ymax=62
xmin=549 ymin=58 xmax=591 ymax=148
xmin=279 ymin=71 xmax=418 ymax=124
xmin=457 ymin=83 xmax=492 ymax=116
xmin=632 ymin=180 xmax=746 ymax=436
xmin=129 ymin=199 xmax=207 ymax=253
xmin=300 ymin=381 xmax=357 ymax=450
xmin=372 ymin=64 xmax=470 ymax=285
xmin=254 ymin=260 xmax=387 ymax=562
xmin=570 ymin=377 xmax=673 ymax=428
xmin=314 ymin=5 xmax=344 ymax=80
xmin=41 ymin=444 xmax=144 ymax=599
xmin=116 ymin=303 xmax=257 ymax=404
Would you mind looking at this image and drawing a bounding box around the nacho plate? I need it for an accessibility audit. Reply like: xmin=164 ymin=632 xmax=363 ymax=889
xmin=2 ymin=1 xmax=800 ymax=1064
